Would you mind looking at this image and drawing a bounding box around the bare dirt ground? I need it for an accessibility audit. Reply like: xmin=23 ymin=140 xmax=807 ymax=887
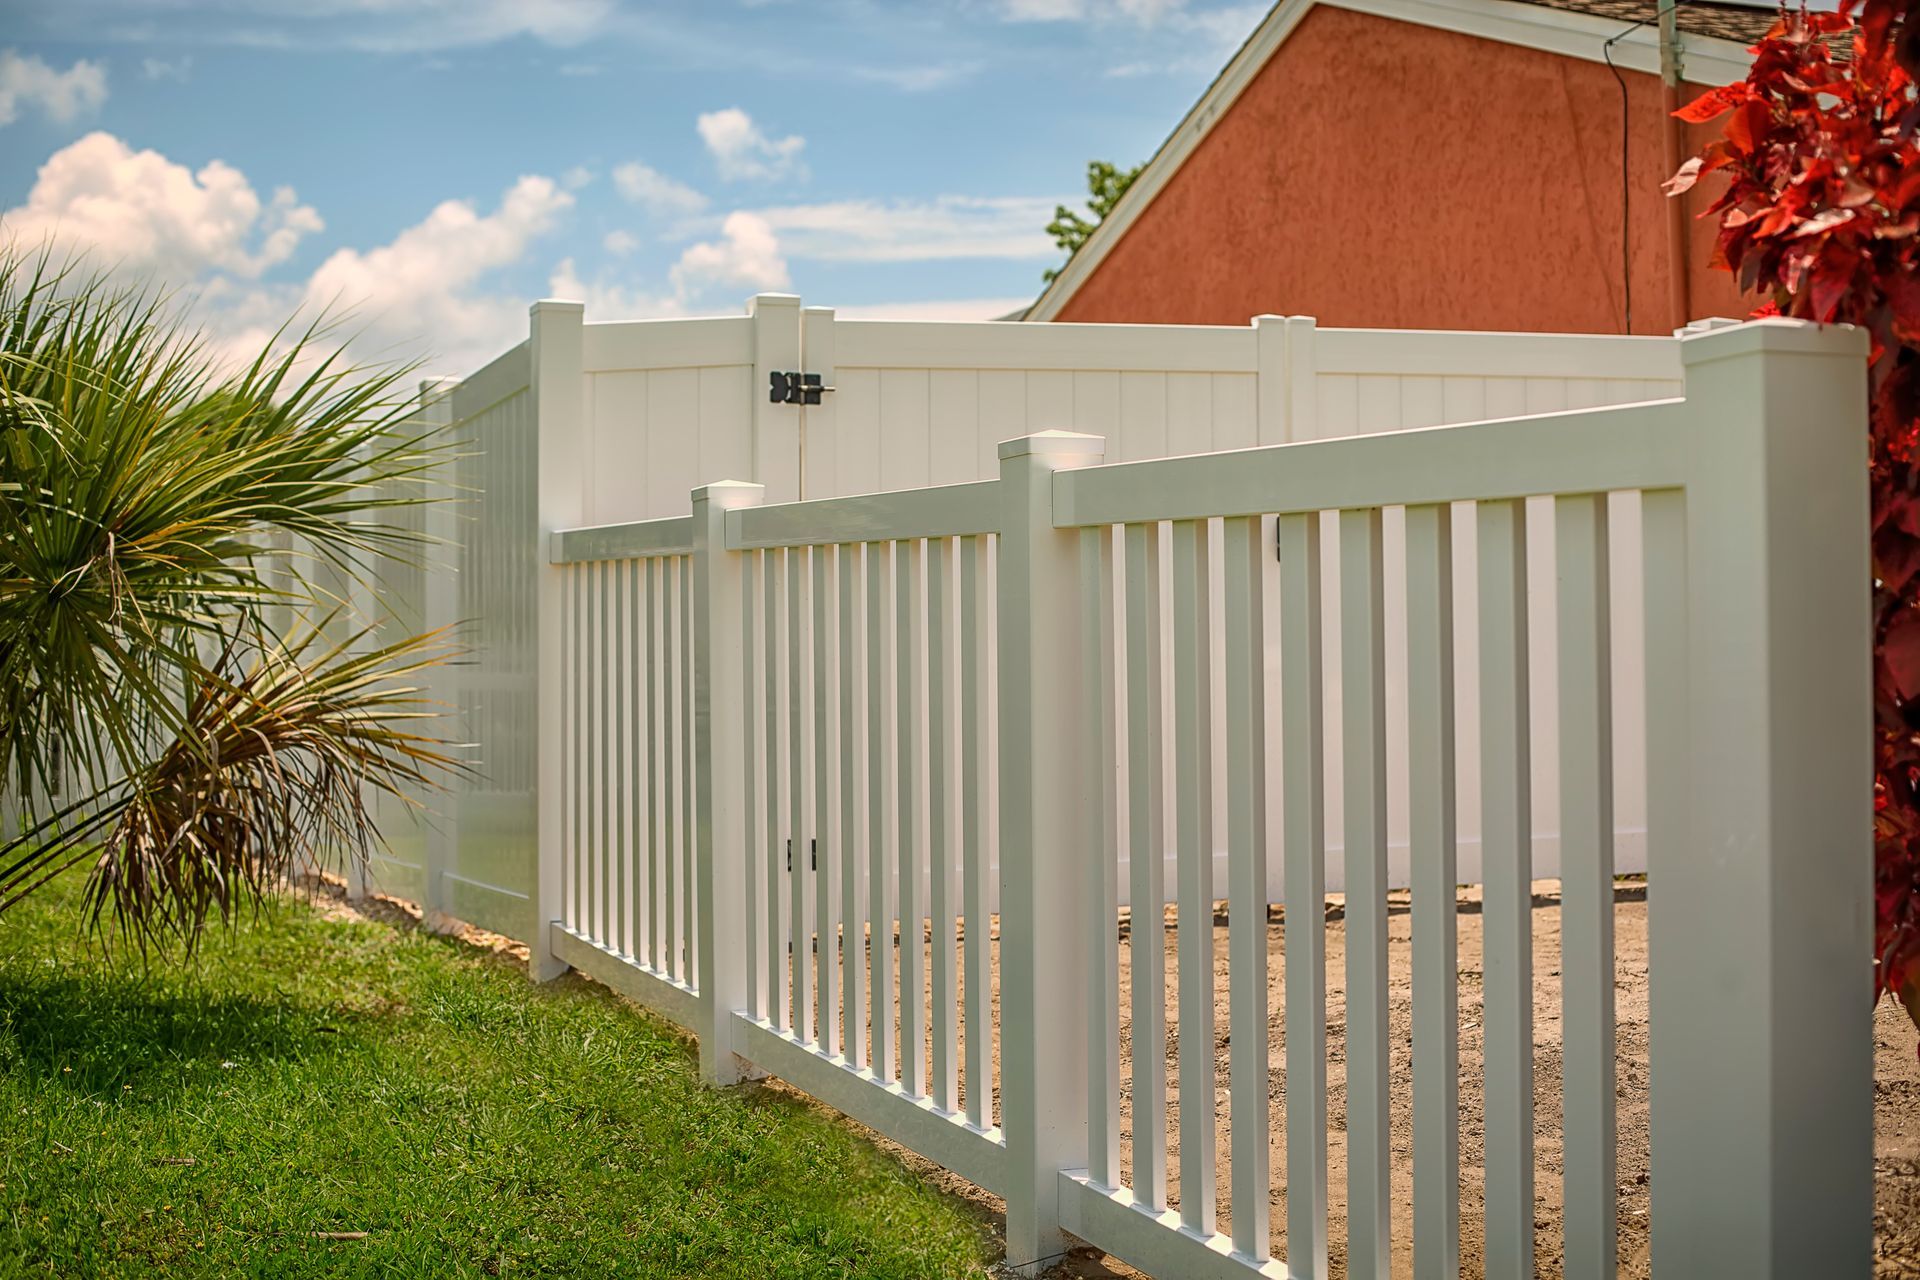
xmin=316 ymin=876 xmax=1920 ymax=1278
xmin=1057 ymin=884 xmax=1920 ymax=1279
xmin=831 ymin=882 xmax=1920 ymax=1279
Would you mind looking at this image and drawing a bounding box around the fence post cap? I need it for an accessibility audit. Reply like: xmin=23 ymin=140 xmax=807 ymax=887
xmin=998 ymin=430 xmax=1105 ymax=461
xmin=529 ymin=297 xmax=585 ymax=318
xmin=1253 ymin=313 xmax=1316 ymax=329
xmin=746 ymin=292 xmax=802 ymax=314
xmin=1679 ymin=317 xmax=1868 ymax=367
xmin=692 ymin=479 xmax=766 ymax=508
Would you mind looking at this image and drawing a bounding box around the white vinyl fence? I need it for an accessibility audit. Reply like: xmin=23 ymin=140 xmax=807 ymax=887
xmin=522 ymin=317 xmax=1871 ymax=1277
xmin=368 ymin=295 xmax=1698 ymax=940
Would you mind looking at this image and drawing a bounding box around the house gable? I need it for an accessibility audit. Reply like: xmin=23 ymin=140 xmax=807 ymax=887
xmin=1027 ymin=0 xmax=1754 ymax=327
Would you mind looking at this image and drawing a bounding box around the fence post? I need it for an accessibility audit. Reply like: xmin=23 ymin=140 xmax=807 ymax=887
xmin=998 ymin=428 xmax=1106 ymax=1272
xmin=693 ymin=479 xmax=766 ymax=1084
xmin=531 ymin=298 xmax=586 ymax=983
xmin=749 ymin=293 xmax=803 ymax=504
xmin=1254 ymin=313 xmax=1316 ymax=445
xmin=1648 ymin=319 xmax=1871 ymax=1276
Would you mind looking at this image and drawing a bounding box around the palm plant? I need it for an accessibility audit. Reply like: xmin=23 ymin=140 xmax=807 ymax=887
xmin=0 ymin=252 xmax=460 ymax=952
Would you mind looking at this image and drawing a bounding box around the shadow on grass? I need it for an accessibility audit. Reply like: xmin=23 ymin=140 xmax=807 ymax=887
xmin=0 ymin=974 xmax=368 ymax=1095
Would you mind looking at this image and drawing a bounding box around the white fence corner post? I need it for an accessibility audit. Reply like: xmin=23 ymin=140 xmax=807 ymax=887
xmin=1650 ymin=318 xmax=1872 ymax=1276
xmin=1254 ymin=313 xmax=1316 ymax=445
xmin=998 ymin=428 xmax=1106 ymax=1272
xmin=531 ymin=297 xmax=587 ymax=983
xmin=693 ymin=478 xmax=767 ymax=1085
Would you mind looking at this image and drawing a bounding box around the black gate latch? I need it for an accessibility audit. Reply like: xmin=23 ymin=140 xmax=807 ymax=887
xmin=770 ymin=371 xmax=832 ymax=405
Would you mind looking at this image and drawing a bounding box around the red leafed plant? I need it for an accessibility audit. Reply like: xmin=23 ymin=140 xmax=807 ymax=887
xmin=1667 ymin=0 xmax=1920 ymax=1021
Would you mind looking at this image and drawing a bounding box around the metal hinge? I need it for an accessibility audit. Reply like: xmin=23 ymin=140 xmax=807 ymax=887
xmin=769 ymin=371 xmax=833 ymax=406
xmin=785 ymin=837 xmax=817 ymax=872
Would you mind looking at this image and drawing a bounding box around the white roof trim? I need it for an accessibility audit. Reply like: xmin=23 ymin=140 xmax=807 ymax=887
xmin=1026 ymin=0 xmax=1753 ymax=322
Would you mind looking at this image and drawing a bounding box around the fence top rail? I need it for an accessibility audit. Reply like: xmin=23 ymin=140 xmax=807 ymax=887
xmin=550 ymin=515 xmax=695 ymax=564
xmin=1052 ymin=398 xmax=1691 ymax=528
xmin=727 ymin=479 xmax=1001 ymax=550
xmin=581 ymin=314 xmax=754 ymax=375
xmin=830 ymin=316 xmax=1257 ymax=373
xmin=448 ymin=340 xmax=530 ymax=422
xmin=1309 ymin=326 xmax=1682 ymax=381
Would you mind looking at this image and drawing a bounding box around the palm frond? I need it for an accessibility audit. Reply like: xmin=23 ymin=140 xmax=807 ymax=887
xmin=0 ymin=246 xmax=465 ymax=950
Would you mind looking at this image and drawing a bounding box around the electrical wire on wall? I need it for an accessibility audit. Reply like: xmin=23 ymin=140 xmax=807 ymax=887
xmin=1603 ymin=14 xmax=1661 ymax=335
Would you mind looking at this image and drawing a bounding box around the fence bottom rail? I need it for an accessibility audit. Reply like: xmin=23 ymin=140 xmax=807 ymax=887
xmin=550 ymin=924 xmax=701 ymax=1031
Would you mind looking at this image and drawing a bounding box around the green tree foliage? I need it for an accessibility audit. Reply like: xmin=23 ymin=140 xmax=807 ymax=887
xmin=0 ymin=253 xmax=458 ymax=952
xmin=1043 ymin=159 xmax=1144 ymax=284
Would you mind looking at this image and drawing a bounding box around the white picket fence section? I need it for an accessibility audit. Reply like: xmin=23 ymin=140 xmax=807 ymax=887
xmin=370 ymin=295 xmax=1696 ymax=940
xmin=517 ymin=317 xmax=1872 ymax=1278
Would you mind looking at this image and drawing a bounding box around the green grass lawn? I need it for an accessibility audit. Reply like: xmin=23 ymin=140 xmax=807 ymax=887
xmin=0 ymin=873 xmax=995 ymax=1278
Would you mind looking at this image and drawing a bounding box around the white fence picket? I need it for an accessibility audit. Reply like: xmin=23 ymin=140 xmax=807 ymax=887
xmin=1278 ymin=510 xmax=1329 ymax=1280
xmin=1407 ymin=503 xmax=1459 ymax=1279
xmin=1339 ymin=506 xmax=1391 ymax=1278
xmin=1557 ymin=493 xmax=1617 ymax=1280
xmin=1477 ymin=498 xmax=1535 ymax=1280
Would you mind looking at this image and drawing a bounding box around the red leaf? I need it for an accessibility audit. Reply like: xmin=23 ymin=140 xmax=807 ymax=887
xmin=1888 ymin=271 xmax=1920 ymax=343
xmin=1809 ymin=245 xmax=1859 ymax=319
xmin=1727 ymin=98 xmax=1774 ymax=155
xmin=1663 ymin=157 xmax=1704 ymax=196
xmin=1887 ymin=608 xmax=1920 ymax=701
xmin=1675 ymin=86 xmax=1741 ymax=123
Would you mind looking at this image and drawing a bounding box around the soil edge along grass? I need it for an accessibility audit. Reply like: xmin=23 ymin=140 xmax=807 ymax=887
xmin=0 ymin=870 xmax=995 ymax=1279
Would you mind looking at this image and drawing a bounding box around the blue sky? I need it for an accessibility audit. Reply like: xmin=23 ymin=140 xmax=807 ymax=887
xmin=0 ymin=0 xmax=1267 ymax=371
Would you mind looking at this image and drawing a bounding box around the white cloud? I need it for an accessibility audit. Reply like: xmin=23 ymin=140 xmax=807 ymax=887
xmin=750 ymin=196 xmax=1062 ymax=263
xmin=141 ymin=56 xmax=193 ymax=83
xmin=671 ymin=210 xmax=789 ymax=295
xmin=0 ymin=50 xmax=107 ymax=127
xmin=561 ymin=165 xmax=594 ymax=190
xmin=555 ymin=211 xmax=788 ymax=321
xmin=697 ymin=108 xmax=806 ymax=183
xmin=612 ymin=161 xmax=708 ymax=217
xmin=1 ymin=132 xmax=322 ymax=280
xmin=300 ymin=174 xmax=573 ymax=364
xmin=2 ymin=134 xmax=578 ymax=374
xmin=603 ymin=229 xmax=639 ymax=256
xmin=548 ymin=256 xmax=685 ymax=322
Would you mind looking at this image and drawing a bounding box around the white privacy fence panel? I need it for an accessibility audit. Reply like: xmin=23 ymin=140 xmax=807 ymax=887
xmin=409 ymin=344 xmax=542 ymax=940
xmin=579 ymin=315 xmax=756 ymax=526
xmin=353 ymin=379 xmax=445 ymax=905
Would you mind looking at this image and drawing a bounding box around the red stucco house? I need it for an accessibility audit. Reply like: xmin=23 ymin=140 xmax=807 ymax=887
xmin=1028 ymin=0 xmax=1779 ymax=335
